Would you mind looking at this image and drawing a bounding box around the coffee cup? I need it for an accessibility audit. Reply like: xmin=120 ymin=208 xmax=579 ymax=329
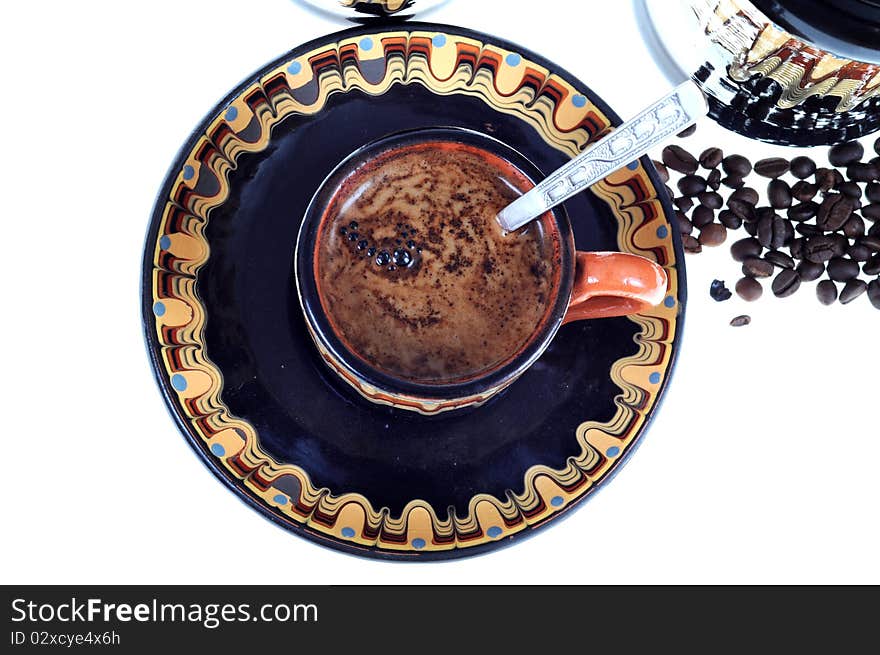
xmin=295 ymin=127 xmax=668 ymax=414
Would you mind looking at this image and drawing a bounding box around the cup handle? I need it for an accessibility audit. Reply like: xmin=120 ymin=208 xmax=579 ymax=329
xmin=563 ymin=252 xmax=669 ymax=324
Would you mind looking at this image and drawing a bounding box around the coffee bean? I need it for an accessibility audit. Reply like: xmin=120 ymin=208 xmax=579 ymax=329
xmin=742 ymin=257 xmax=774 ymax=278
xmin=765 ymin=250 xmax=795 ymax=269
xmin=730 ymin=237 xmax=762 ymax=262
xmin=699 ymin=191 xmax=723 ymax=209
xmin=816 ymin=280 xmax=838 ymax=305
xmin=730 ymin=187 xmax=759 ymax=205
xmin=710 ymin=279 xmax=732 ymax=302
xmin=730 ymin=315 xmax=752 ymax=327
xmin=699 ymin=147 xmax=723 ymax=169
xmin=797 ymin=260 xmax=825 ymax=281
xmin=699 ymin=222 xmax=727 ymax=247
xmin=723 ymin=154 xmax=752 ymax=177
xmin=846 ymin=243 xmax=872 ymax=262
xmin=862 ymin=236 xmax=880 ymax=252
xmin=816 ymin=193 xmax=854 ymax=231
xmin=846 ymin=162 xmax=879 ymax=183
xmin=815 ymin=167 xmax=837 ymax=192
xmin=804 ymin=235 xmax=838 ymax=263
xmin=692 ymin=205 xmax=715 ymax=228
xmin=838 ymin=181 xmax=862 ymax=199
xmin=722 ymin=175 xmax=745 ymax=189
xmin=768 ymin=179 xmax=793 ymax=209
xmin=652 ymin=160 xmax=670 ymax=183
xmin=839 ymin=279 xmax=868 ymax=304
xmin=828 ymin=140 xmax=864 ymax=167
xmin=796 ymin=223 xmax=824 ymax=237
xmin=678 ymin=174 xmax=708 ymax=197
xmin=864 ymin=254 xmax=880 ymax=276
xmin=674 ymin=196 xmax=694 ymax=213
xmin=755 ymin=157 xmax=790 ymax=178
xmin=807 ymin=233 xmax=846 ymax=259
xmin=743 ymin=221 xmax=759 ymax=237
xmin=831 ymin=233 xmax=848 ymax=256
xmin=866 ymin=183 xmax=880 ymax=203
xmin=719 ymin=209 xmax=743 ymax=230
xmin=788 ymin=201 xmax=819 ymax=222
xmin=677 ymin=124 xmax=697 ymax=138
xmin=728 ymin=199 xmax=757 ymax=223
xmin=862 ymin=204 xmax=880 ymax=221
xmin=870 ymin=221 xmax=880 ymax=237
xmin=875 ymin=136 xmax=880 ymax=157
xmin=826 ymin=257 xmax=860 ymax=281
xmin=776 ymin=218 xmax=794 ymax=248
xmin=790 ymin=237 xmax=805 ymax=260
xmin=736 ymin=276 xmax=763 ymax=301
xmin=790 ymin=156 xmax=816 ymax=179
xmin=675 ymin=210 xmax=693 ymax=235
xmin=791 ymin=181 xmax=818 ymax=202
xmin=843 ymin=215 xmax=865 ymax=238
xmin=682 ymin=234 xmax=702 ymax=253
xmin=707 ymin=169 xmax=722 ymax=191
xmin=662 ymin=145 xmax=698 ymax=174
xmin=772 ymin=269 xmax=801 ymax=297
xmin=868 ymin=279 xmax=880 ymax=309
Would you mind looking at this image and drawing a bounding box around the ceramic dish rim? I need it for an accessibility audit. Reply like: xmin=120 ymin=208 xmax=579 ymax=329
xmin=140 ymin=21 xmax=688 ymax=561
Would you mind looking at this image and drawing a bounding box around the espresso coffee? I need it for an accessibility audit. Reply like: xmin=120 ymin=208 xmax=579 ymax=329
xmin=314 ymin=141 xmax=561 ymax=384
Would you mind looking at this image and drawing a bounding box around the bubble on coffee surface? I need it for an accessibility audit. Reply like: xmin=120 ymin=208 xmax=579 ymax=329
xmin=335 ymin=216 xmax=423 ymax=276
xmin=315 ymin=141 xmax=560 ymax=384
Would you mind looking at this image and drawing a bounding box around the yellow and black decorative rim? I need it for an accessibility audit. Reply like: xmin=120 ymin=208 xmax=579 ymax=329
xmin=142 ymin=23 xmax=685 ymax=559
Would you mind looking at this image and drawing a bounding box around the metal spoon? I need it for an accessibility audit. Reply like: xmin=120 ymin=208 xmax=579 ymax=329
xmin=496 ymin=80 xmax=708 ymax=232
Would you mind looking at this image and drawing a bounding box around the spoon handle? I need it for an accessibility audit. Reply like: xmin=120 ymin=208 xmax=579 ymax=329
xmin=497 ymin=80 xmax=708 ymax=232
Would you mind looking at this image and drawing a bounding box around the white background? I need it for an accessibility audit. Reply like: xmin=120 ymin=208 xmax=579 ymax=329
xmin=2 ymin=0 xmax=877 ymax=585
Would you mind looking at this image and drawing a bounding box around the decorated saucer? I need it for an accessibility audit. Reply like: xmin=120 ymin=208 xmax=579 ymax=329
xmin=142 ymin=22 xmax=686 ymax=559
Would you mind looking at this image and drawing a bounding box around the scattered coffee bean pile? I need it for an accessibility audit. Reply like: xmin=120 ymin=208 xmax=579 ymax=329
xmin=654 ymin=131 xmax=880 ymax=314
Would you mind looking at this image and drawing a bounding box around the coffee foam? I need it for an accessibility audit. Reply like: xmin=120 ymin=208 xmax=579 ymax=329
xmin=315 ymin=141 xmax=561 ymax=384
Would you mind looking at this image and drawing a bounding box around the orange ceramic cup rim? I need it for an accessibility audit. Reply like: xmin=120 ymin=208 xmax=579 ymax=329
xmin=294 ymin=127 xmax=667 ymax=415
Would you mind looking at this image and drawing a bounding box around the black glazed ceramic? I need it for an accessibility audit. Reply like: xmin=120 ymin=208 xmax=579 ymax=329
xmin=142 ymin=22 xmax=686 ymax=559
